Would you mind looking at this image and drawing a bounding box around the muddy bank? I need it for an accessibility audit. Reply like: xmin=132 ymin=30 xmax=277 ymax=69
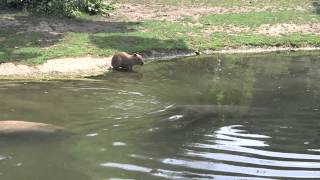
xmin=0 ymin=47 xmax=320 ymax=80
xmin=0 ymin=56 xmax=111 ymax=80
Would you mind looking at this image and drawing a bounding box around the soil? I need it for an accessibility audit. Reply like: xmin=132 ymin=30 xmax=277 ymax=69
xmin=256 ymin=23 xmax=320 ymax=36
xmin=116 ymin=4 xmax=305 ymax=21
xmin=0 ymin=56 xmax=111 ymax=79
xmin=200 ymin=23 xmax=320 ymax=36
xmin=1 ymin=47 xmax=320 ymax=79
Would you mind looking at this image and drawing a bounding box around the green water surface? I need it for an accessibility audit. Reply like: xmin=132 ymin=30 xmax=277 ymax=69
xmin=0 ymin=53 xmax=320 ymax=179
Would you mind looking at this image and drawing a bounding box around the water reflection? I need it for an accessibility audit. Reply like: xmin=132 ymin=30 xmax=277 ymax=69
xmin=78 ymin=53 xmax=320 ymax=179
xmin=162 ymin=158 xmax=320 ymax=178
xmin=1 ymin=53 xmax=320 ymax=179
xmin=157 ymin=125 xmax=320 ymax=178
xmin=186 ymin=151 xmax=320 ymax=168
xmin=100 ymin=162 xmax=152 ymax=173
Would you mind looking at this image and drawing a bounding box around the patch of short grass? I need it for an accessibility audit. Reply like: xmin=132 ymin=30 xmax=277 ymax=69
xmin=139 ymin=21 xmax=320 ymax=50
xmin=0 ymin=28 xmax=191 ymax=64
xmin=200 ymin=11 xmax=320 ymax=27
xmin=1 ymin=10 xmax=320 ymax=64
xmin=192 ymin=33 xmax=320 ymax=50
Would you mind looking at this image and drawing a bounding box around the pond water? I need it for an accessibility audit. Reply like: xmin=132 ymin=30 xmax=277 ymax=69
xmin=0 ymin=53 xmax=320 ymax=179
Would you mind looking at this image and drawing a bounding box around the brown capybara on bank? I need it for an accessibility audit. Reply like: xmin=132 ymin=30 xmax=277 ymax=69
xmin=111 ymin=52 xmax=144 ymax=71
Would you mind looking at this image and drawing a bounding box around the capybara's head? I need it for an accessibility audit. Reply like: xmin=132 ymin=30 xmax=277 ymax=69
xmin=133 ymin=53 xmax=144 ymax=65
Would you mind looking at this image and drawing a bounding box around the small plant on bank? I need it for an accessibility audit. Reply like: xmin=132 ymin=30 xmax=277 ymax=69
xmin=85 ymin=0 xmax=114 ymax=15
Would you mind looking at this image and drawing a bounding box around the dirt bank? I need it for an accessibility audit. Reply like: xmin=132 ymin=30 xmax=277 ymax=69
xmin=1 ymin=47 xmax=320 ymax=80
xmin=0 ymin=56 xmax=111 ymax=80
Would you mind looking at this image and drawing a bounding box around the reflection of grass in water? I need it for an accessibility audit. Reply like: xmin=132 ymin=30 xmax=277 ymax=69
xmin=2 ymin=54 xmax=320 ymax=179
xmin=142 ymin=55 xmax=256 ymax=105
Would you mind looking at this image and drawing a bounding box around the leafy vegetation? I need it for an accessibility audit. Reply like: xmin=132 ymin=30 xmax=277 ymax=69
xmin=1 ymin=0 xmax=113 ymax=17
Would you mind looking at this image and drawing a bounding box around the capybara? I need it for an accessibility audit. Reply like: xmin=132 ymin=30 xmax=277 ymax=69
xmin=0 ymin=120 xmax=64 ymax=135
xmin=111 ymin=52 xmax=144 ymax=71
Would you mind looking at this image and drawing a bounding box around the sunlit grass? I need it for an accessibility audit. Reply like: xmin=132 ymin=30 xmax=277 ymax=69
xmin=1 ymin=0 xmax=320 ymax=64
xmin=200 ymin=11 xmax=320 ymax=27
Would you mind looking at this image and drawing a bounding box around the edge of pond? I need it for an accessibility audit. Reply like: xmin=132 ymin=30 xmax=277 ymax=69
xmin=1 ymin=46 xmax=320 ymax=80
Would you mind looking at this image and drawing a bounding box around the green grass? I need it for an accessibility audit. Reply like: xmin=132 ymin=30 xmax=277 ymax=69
xmin=200 ymin=11 xmax=320 ymax=27
xmin=1 ymin=0 xmax=320 ymax=64
xmin=2 ymin=19 xmax=320 ymax=64
xmin=194 ymin=33 xmax=320 ymax=50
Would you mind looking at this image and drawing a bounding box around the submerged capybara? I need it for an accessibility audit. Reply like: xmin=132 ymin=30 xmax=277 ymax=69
xmin=0 ymin=120 xmax=64 ymax=135
xmin=111 ymin=52 xmax=144 ymax=71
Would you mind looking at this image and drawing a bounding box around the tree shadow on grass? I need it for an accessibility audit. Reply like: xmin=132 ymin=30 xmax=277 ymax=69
xmin=0 ymin=29 xmax=60 ymax=63
xmin=0 ymin=10 xmax=138 ymax=63
xmin=0 ymin=9 xmax=138 ymax=33
xmin=90 ymin=35 xmax=188 ymax=55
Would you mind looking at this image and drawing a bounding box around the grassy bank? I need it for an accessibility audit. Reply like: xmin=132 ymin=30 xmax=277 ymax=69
xmin=1 ymin=0 xmax=320 ymax=64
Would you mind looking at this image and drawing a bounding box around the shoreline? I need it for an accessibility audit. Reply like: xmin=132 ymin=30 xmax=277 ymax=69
xmin=1 ymin=46 xmax=320 ymax=80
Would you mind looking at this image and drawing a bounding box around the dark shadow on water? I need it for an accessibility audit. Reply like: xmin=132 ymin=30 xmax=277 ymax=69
xmin=0 ymin=132 xmax=69 ymax=144
xmin=0 ymin=134 xmax=89 ymax=180
xmin=89 ymin=70 xmax=144 ymax=83
xmin=90 ymin=35 xmax=188 ymax=53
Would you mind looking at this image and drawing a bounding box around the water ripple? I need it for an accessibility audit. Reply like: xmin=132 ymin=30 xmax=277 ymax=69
xmin=100 ymin=162 xmax=152 ymax=173
xmin=191 ymin=143 xmax=320 ymax=160
xmin=112 ymin=142 xmax=127 ymax=146
xmin=100 ymin=162 xmax=275 ymax=180
xmin=173 ymin=124 xmax=320 ymax=179
xmin=118 ymin=90 xmax=144 ymax=96
xmin=148 ymin=104 xmax=175 ymax=114
xmin=185 ymin=150 xmax=320 ymax=169
xmin=212 ymin=133 xmax=269 ymax=147
xmin=189 ymin=125 xmax=320 ymax=161
xmin=213 ymin=125 xmax=271 ymax=139
xmin=154 ymin=169 xmax=275 ymax=180
xmin=98 ymin=124 xmax=320 ymax=179
xmin=161 ymin=158 xmax=320 ymax=178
